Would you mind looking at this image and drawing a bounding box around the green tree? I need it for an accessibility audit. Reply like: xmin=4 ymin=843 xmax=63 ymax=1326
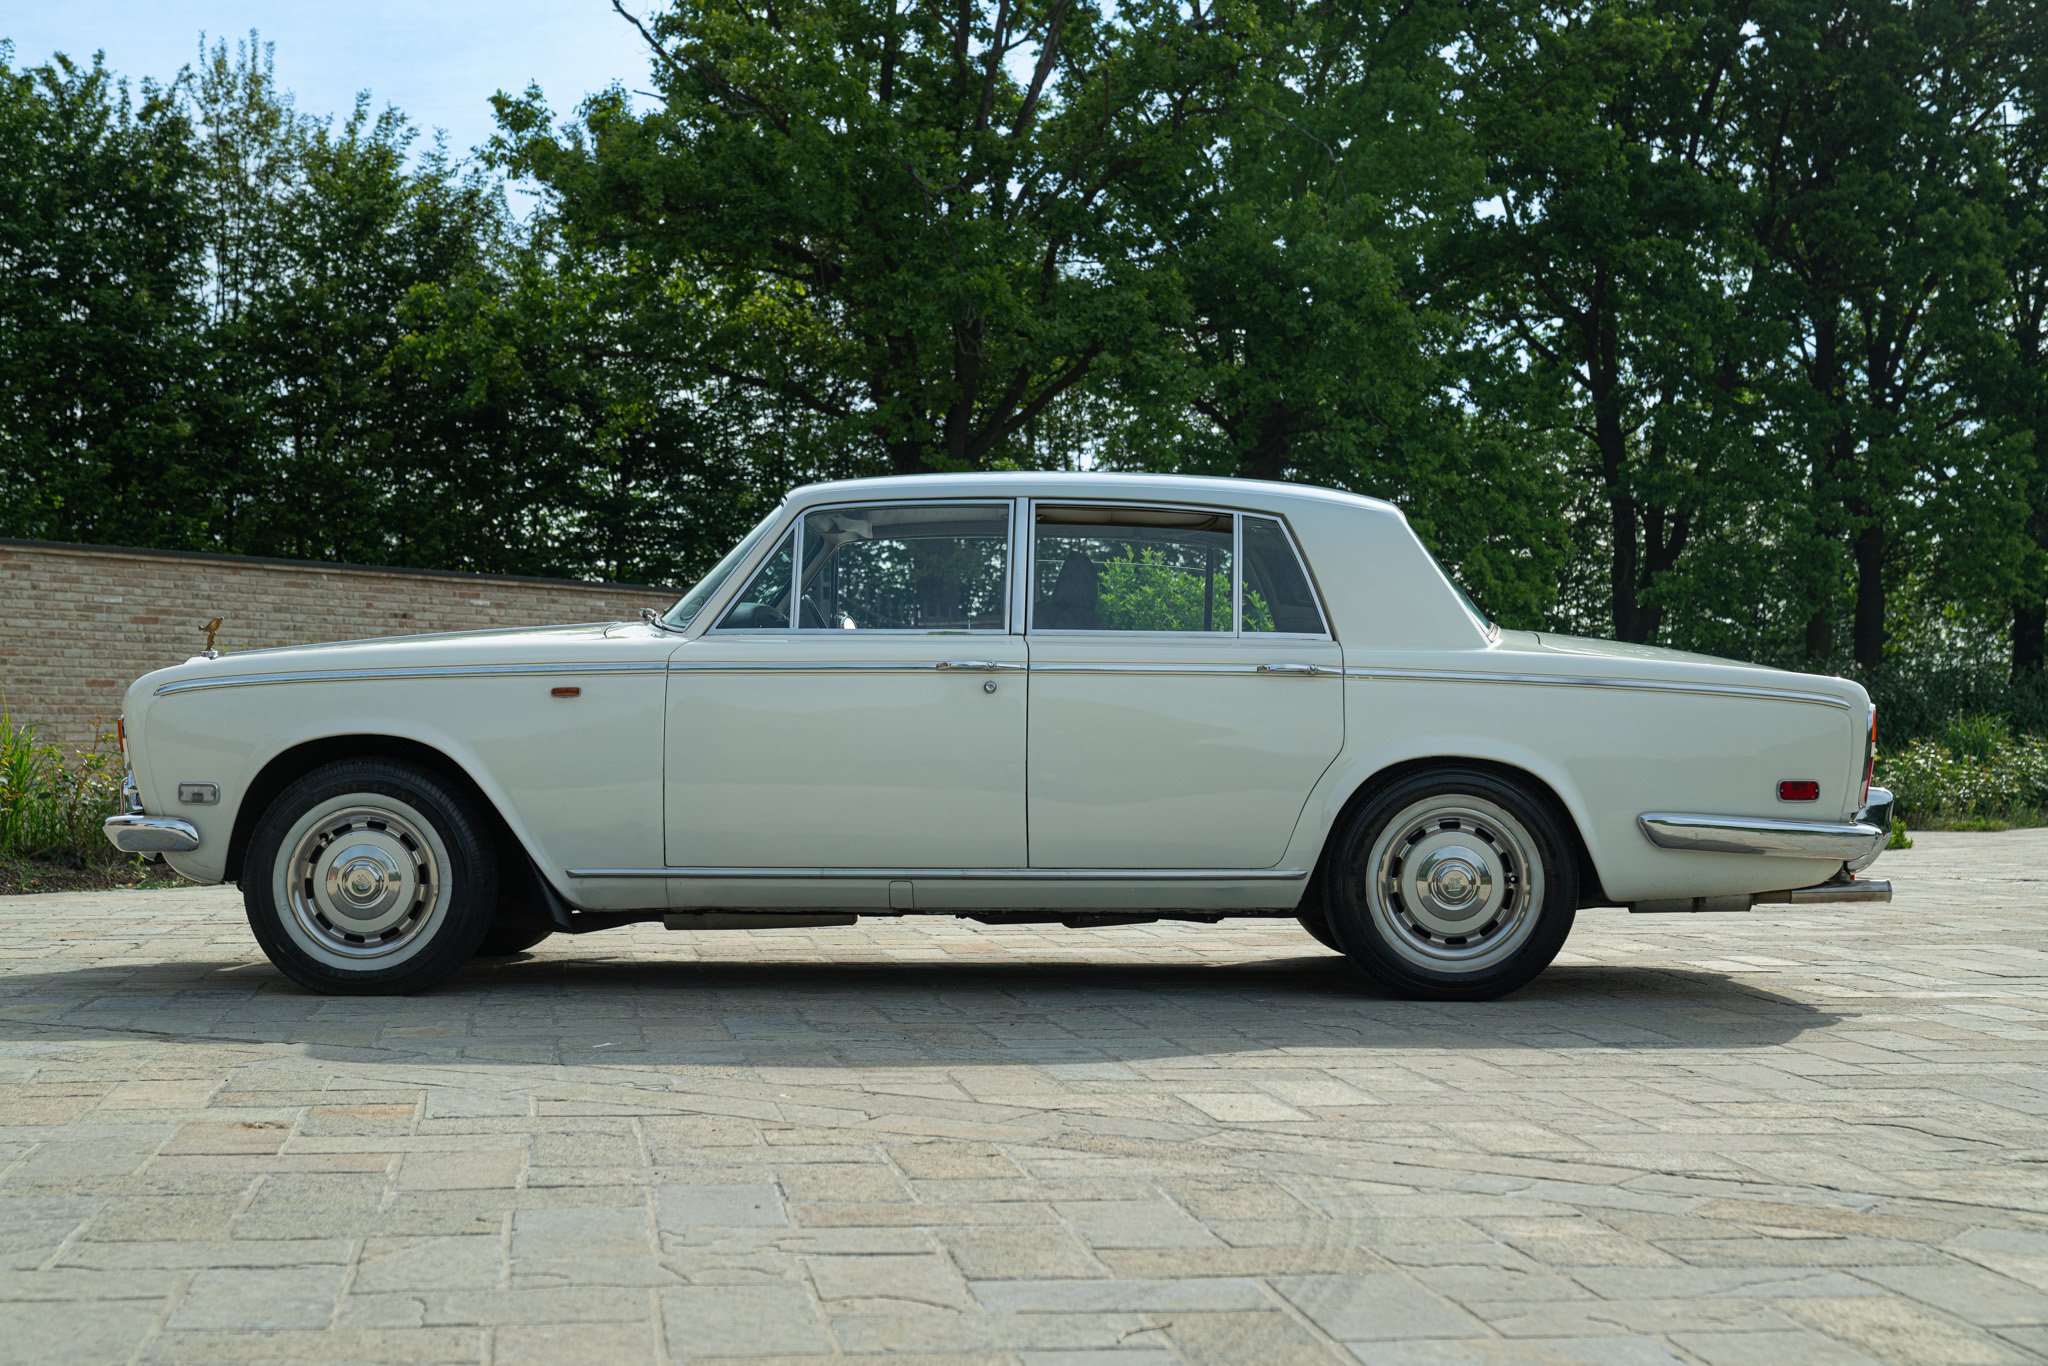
xmin=0 ymin=46 xmax=209 ymax=547
xmin=495 ymin=0 xmax=1248 ymax=476
xmin=1458 ymin=1 xmax=1787 ymax=651
xmin=1736 ymin=0 xmax=2030 ymax=672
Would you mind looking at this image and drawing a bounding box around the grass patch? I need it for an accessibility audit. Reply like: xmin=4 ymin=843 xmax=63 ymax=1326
xmin=1877 ymin=714 xmax=2048 ymax=831
xmin=0 ymin=707 xmax=165 ymax=894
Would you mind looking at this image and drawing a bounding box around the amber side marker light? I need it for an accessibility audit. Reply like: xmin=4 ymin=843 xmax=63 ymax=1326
xmin=550 ymin=687 xmax=581 ymax=699
xmin=1778 ymin=780 xmax=1821 ymax=802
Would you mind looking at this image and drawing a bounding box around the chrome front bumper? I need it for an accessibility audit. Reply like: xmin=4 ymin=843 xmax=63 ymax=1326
xmin=105 ymin=772 xmax=201 ymax=855
xmin=104 ymin=814 xmax=201 ymax=854
xmin=1639 ymin=786 xmax=1893 ymax=866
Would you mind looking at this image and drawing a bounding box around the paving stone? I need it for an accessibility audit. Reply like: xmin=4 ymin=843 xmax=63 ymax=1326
xmin=168 ymin=1264 xmax=349 ymax=1329
xmin=656 ymin=1182 xmax=788 ymax=1229
xmin=509 ymin=1206 xmax=652 ymax=1259
xmin=0 ymin=830 xmax=2045 ymax=1362
xmin=662 ymin=1283 xmax=834 ymax=1357
xmin=1272 ymin=1272 xmax=1488 ymax=1341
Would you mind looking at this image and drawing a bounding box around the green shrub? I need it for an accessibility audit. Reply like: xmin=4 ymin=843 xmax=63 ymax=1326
xmin=0 ymin=709 xmax=126 ymax=864
xmin=1877 ymin=722 xmax=2048 ymax=829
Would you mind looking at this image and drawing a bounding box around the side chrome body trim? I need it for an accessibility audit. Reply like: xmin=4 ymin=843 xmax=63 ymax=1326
xmin=1344 ymin=667 xmax=1856 ymax=712
xmin=669 ymin=660 xmax=1024 ymax=675
xmin=1637 ymin=811 xmax=1886 ymax=861
xmin=104 ymin=814 xmax=201 ymax=854
xmin=567 ymin=865 xmax=1311 ymax=882
xmin=155 ymin=661 xmax=669 ymax=696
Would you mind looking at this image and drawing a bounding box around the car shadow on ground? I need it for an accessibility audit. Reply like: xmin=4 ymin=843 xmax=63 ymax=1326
xmin=0 ymin=951 xmax=1842 ymax=1062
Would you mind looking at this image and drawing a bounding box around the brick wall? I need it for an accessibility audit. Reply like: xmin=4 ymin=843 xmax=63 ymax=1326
xmin=2 ymin=540 xmax=678 ymax=753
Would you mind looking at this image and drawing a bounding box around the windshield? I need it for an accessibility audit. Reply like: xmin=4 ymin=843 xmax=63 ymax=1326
xmin=662 ymin=507 xmax=785 ymax=629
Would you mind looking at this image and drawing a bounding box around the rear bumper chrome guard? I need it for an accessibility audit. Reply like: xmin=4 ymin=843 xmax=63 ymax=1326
xmin=1638 ymin=804 xmax=1886 ymax=862
xmin=104 ymin=814 xmax=201 ymax=854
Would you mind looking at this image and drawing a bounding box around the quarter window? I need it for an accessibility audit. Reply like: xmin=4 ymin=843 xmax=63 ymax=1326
xmin=797 ymin=502 xmax=1010 ymax=631
xmin=1034 ymin=505 xmax=1235 ymax=633
xmin=1241 ymin=516 xmax=1326 ymax=634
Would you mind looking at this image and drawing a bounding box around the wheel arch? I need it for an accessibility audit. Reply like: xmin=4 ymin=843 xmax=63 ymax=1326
xmin=225 ymin=734 xmax=553 ymax=914
xmin=1307 ymin=754 xmax=1612 ymax=909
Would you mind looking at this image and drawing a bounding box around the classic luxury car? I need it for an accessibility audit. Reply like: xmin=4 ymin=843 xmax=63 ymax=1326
xmin=106 ymin=473 xmax=1893 ymax=999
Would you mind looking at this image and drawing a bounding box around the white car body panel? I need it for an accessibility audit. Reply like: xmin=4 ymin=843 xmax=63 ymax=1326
xmin=115 ymin=472 xmax=1882 ymax=920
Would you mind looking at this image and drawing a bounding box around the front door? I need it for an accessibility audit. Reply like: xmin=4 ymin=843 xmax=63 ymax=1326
xmin=1025 ymin=503 xmax=1343 ymax=869
xmin=664 ymin=499 xmax=1027 ymax=869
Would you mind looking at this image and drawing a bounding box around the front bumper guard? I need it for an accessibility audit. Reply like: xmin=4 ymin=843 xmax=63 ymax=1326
xmin=104 ymin=814 xmax=201 ymax=855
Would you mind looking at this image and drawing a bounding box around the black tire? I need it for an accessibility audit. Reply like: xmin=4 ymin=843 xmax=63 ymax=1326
xmin=1296 ymin=908 xmax=1343 ymax=952
xmin=242 ymin=758 xmax=499 ymax=994
xmin=1322 ymin=767 xmax=1578 ymax=1001
xmin=475 ymin=915 xmax=554 ymax=958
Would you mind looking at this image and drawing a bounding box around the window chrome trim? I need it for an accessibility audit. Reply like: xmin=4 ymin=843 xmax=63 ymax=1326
xmin=568 ymin=865 xmax=1310 ymax=881
xmin=1027 ymin=496 xmax=1245 ymax=638
xmin=154 ymin=662 xmax=669 ymax=696
xmin=1341 ymin=667 xmax=1856 ymax=711
xmin=1022 ymin=498 xmax=1334 ymax=642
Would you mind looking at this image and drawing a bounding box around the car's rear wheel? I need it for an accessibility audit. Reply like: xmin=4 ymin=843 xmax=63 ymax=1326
xmin=1322 ymin=768 xmax=1577 ymax=1001
xmin=243 ymin=759 xmax=497 ymax=994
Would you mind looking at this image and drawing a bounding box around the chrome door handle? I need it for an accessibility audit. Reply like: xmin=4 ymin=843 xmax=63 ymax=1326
xmin=936 ymin=660 xmax=1019 ymax=672
xmin=1256 ymin=663 xmax=1324 ymax=675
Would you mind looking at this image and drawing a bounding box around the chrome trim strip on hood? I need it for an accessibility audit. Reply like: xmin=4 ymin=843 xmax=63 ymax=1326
xmin=155 ymin=662 xmax=669 ymax=696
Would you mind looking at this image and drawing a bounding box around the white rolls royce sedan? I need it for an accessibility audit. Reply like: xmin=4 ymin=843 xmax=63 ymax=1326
xmin=106 ymin=473 xmax=1893 ymax=999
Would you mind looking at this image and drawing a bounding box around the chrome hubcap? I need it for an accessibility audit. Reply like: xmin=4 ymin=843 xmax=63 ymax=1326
xmin=1366 ymin=797 xmax=1544 ymax=973
xmin=282 ymin=802 xmax=442 ymax=959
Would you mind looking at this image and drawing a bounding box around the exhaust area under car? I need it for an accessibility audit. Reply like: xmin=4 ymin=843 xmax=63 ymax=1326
xmin=1629 ymin=878 xmax=1893 ymax=913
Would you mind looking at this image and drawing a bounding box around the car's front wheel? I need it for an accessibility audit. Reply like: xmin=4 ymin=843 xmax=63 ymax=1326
xmin=243 ymin=758 xmax=498 ymax=994
xmin=1321 ymin=768 xmax=1577 ymax=1001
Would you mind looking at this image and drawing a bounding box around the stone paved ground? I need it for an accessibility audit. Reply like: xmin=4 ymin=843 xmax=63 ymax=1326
xmin=1 ymin=832 xmax=2045 ymax=1365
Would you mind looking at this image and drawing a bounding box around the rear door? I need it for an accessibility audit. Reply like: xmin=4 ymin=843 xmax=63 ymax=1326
xmin=1024 ymin=502 xmax=1343 ymax=869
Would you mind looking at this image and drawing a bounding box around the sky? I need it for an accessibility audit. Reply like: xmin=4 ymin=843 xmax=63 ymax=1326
xmin=3 ymin=0 xmax=653 ymax=164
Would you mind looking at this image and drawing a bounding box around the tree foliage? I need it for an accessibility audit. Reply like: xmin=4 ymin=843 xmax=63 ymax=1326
xmin=3 ymin=3 xmax=2047 ymax=716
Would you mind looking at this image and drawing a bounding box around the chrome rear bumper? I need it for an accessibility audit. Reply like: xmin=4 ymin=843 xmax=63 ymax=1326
xmin=104 ymin=814 xmax=201 ymax=854
xmin=1639 ymin=786 xmax=1893 ymax=865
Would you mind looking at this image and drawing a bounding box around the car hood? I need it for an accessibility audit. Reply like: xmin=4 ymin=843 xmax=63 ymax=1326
xmin=128 ymin=619 xmax=676 ymax=700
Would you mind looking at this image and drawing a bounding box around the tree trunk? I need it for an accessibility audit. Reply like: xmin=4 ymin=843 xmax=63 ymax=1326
xmin=1589 ymin=294 xmax=1642 ymax=642
xmin=2016 ymin=600 xmax=2046 ymax=676
xmin=1850 ymin=519 xmax=1885 ymax=673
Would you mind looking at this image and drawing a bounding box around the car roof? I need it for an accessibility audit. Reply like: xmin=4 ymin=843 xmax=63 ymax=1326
xmin=784 ymin=471 xmax=1402 ymax=519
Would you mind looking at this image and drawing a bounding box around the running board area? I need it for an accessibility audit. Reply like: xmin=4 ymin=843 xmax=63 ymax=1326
xmin=1629 ymin=879 xmax=1893 ymax=913
xmin=663 ymin=913 xmax=858 ymax=930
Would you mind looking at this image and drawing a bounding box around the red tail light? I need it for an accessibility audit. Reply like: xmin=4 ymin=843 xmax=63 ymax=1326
xmin=116 ymin=715 xmax=126 ymax=760
xmin=1863 ymin=707 xmax=1877 ymax=804
xmin=1778 ymin=780 xmax=1820 ymax=802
